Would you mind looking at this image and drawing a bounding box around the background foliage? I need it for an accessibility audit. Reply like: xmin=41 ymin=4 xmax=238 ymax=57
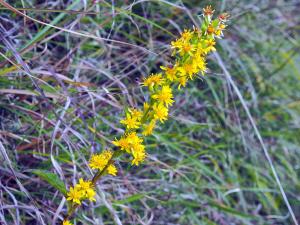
xmin=0 ymin=0 xmax=300 ymax=224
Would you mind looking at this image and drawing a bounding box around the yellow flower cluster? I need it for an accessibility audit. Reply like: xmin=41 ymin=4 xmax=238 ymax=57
xmin=112 ymin=132 xmax=145 ymax=166
xmin=89 ymin=150 xmax=117 ymax=176
xmin=66 ymin=178 xmax=96 ymax=205
xmin=64 ymin=6 xmax=228 ymax=223
xmin=111 ymin=6 xmax=228 ymax=167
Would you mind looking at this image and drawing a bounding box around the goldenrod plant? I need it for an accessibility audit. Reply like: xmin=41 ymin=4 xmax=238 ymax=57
xmin=63 ymin=6 xmax=229 ymax=224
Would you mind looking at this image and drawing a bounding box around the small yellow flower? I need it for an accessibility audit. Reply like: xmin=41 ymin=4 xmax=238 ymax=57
xmin=203 ymin=39 xmax=216 ymax=53
xmin=214 ymin=29 xmax=222 ymax=37
xmin=77 ymin=178 xmax=92 ymax=190
xmin=192 ymin=55 xmax=206 ymax=75
xmin=112 ymin=136 xmax=131 ymax=153
xmin=131 ymin=144 xmax=146 ymax=166
xmin=143 ymin=73 xmax=164 ymax=90
xmin=67 ymin=186 xmax=83 ymax=205
xmin=128 ymin=108 xmax=143 ymax=119
xmin=142 ymin=120 xmax=156 ymax=136
xmin=178 ymin=76 xmax=187 ymax=89
xmin=127 ymin=132 xmax=144 ymax=146
xmin=151 ymin=85 xmax=174 ymax=107
xmin=181 ymin=29 xmax=194 ymax=41
xmin=153 ymin=103 xmax=168 ymax=122
xmin=89 ymin=150 xmax=113 ymax=170
xmin=107 ymin=164 xmax=118 ymax=176
xmin=178 ymin=63 xmax=197 ymax=79
xmin=77 ymin=178 xmax=96 ymax=202
xmin=85 ymin=187 xmax=96 ymax=202
xmin=120 ymin=108 xmax=143 ymax=130
xmin=63 ymin=220 xmax=73 ymax=225
xmin=120 ymin=114 xmax=140 ymax=130
xmin=171 ymin=39 xmax=196 ymax=56
xmin=113 ymin=132 xmax=143 ymax=154
xmin=161 ymin=64 xmax=178 ymax=82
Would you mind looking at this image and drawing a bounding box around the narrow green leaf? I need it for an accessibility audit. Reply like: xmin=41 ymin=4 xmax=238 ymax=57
xmin=32 ymin=170 xmax=67 ymax=196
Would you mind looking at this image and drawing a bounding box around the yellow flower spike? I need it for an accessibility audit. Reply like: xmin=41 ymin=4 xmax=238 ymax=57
xmin=66 ymin=186 xmax=83 ymax=205
xmin=63 ymin=220 xmax=73 ymax=225
xmin=152 ymin=103 xmax=168 ymax=122
xmin=107 ymin=164 xmax=118 ymax=176
xmin=64 ymin=6 xmax=229 ymax=221
xmin=151 ymin=85 xmax=174 ymax=107
xmin=113 ymin=132 xmax=143 ymax=154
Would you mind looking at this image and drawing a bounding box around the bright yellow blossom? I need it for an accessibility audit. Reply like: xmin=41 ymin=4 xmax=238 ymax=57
xmin=77 ymin=178 xmax=96 ymax=202
xmin=85 ymin=188 xmax=96 ymax=202
xmin=143 ymin=73 xmax=164 ymax=90
xmin=77 ymin=178 xmax=92 ymax=190
xmin=160 ymin=64 xmax=178 ymax=82
xmin=120 ymin=114 xmax=140 ymax=130
xmin=112 ymin=136 xmax=130 ymax=152
xmin=67 ymin=186 xmax=83 ymax=205
xmin=113 ymin=132 xmax=143 ymax=153
xmin=192 ymin=54 xmax=207 ymax=75
xmin=151 ymin=85 xmax=174 ymax=107
xmin=120 ymin=108 xmax=143 ymax=130
xmin=142 ymin=120 xmax=156 ymax=136
xmin=89 ymin=150 xmax=113 ymax=170
xmin=153 ymin=103 xmax=168 ymax=122
xmin=171 ymin=38 xmax=196 ymax=56
xmin=128 ymin=108 xmax=143 ymax=119
xmin=181 ymin=29 xmax=194 ymax=41
xmin=178 ymin=76 xmax=188 ymax=89
xmin=107 ymin=164 xmax=118 ymax=176
xmin=203 ymin=39 xmax=216 ymax=53
xmin=126 ymin=132 xmax=143 ymax=146
xmin=113 ymin=132 xmax=146 ymax=164
xmin=131 ymin=144 xmax=146 ymax=166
